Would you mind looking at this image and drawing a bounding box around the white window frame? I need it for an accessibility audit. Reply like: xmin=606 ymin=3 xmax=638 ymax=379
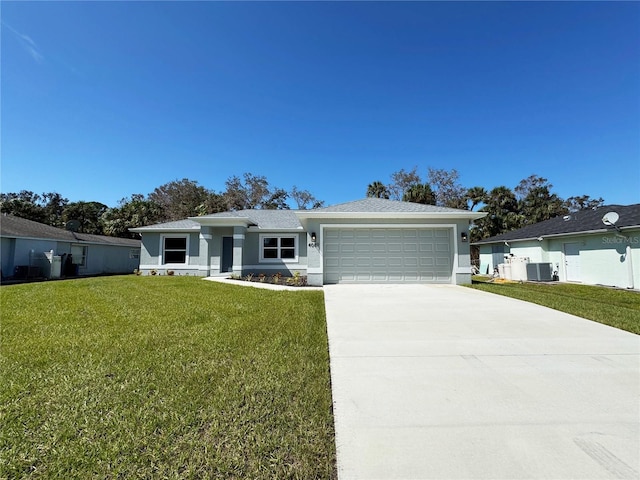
xmin=259 ymin=234 xmax=298 ymax=263
xmin=70 ymin=244 xmax=88 ymax=267
xmin=160 ymin=235 xmax=189 ymax=265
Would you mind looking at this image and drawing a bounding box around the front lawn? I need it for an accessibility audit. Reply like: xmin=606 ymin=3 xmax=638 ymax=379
xmin=1 ymin=276 xmax=336 ymax=479
xmin=468 ymin=280 xmax=640 ymax=335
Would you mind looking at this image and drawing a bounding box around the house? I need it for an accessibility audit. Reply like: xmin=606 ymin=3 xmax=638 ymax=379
xmin=473 ymin=204 xmax=640 ymax=290
xmin=130 ymin=198 xmax=486 ymax=286
xmin=1 ymin=214 xmax=141 ymax=280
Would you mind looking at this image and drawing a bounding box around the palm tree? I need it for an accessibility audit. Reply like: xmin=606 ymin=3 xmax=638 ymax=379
xmin=465 ymin=186 xmax=487 ymax=211
xmin=366 ymin=181 xmax=390 ymax=199
xmin=402 ymin=183 xmax=436 ymax=205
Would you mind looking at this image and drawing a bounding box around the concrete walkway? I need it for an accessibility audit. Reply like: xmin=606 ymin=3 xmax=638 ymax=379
xmin=324 ymin=284 xmax=640 ymax=480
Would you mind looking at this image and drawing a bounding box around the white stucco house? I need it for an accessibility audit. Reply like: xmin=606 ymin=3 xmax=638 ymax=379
xmin=131 ymin=198 xmax=486 ymax=286
xmin=474 ymin=204 xmax=640 ymax=290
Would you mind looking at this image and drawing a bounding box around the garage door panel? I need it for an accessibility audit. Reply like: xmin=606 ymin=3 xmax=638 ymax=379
xmin=404 ymin=257 xmax=418 ymax=267
xmin=355 ymin=244 xmax=371 ymax=254
xmin=436 ymin=243 xmax=450 ymax=253
xmin=372 ymin=257 xmax=387 ymax=267
xmin=325 ymin=257 xmax=340 ymax=268
xmin=388 ymin=243 xmax=402 ymax=253
xmin=436 ymin=257 xmax=449 ymax=266
xmin=372 ymin=243 xmax=387 ymax=253
xmin=324 ymin=228 xmax=452 ymax=284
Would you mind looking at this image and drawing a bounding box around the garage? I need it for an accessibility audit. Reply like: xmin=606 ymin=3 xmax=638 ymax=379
xmin=323 ymin=227 xmax=453 ymax=284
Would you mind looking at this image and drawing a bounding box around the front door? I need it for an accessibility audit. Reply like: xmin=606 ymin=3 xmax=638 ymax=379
xmin=564 ymin=242 xmax=581 ymax=282
xmin=221 ymin=236 xmax=233 ymax=273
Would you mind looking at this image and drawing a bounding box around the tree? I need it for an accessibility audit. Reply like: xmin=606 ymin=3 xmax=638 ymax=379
xmin=427 ymin=168 xmax=467 ymax=209
xmin=519 ymin=187 xmax=567 ymax=225
xmin=62 ymin=201 xmax=108 ymax=234
xmin=290 ymin=186 xmax=325 ymax=209
xmin=388 ymin=167 xmax=422 ymax=201
xmin=262 ymin=188 xmax=290 ymax=210
xmin=102 ymin=194 xmax=164 ymax=238
xmin=222 ymin=173 xmax=290 ymax=210
xmin=41 ymin=192 xmax=69 ymax=227
xmin=515 ymin=175 xmax=566 ymax=225
xmin=148 ymin=178 xmax=212 ymax=222
xmin=472 ymin=186 xmax=523 ymax=241
xmin=0 ymin=190 xmax=69 ymax=226
xmin=366 ymin=181 xmax=390 ymax=199
xmin=402 ymin=183 xmax=436 ymax=205
xmin=195 ymin=192 xmax=227 ymax=216
xmin=564 ymin=195 xmax=605 ymax=212
xmin=464 ymin=186 xmax=488 ymax=211
xmin=514 ymin=174 xmax=551 ymax=200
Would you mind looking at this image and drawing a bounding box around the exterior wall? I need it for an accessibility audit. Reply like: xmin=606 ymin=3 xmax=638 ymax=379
xmin=0 ymin=237 xmax=139 ymax=279
xmin=305 ymin=218 xmax=472 ymax=286
xmin=1 ymin=237 xmax=15 ymax=278
xmin=455 ymin=219 xmax=473 ymax=285
xmin=547 ymin=230 xmax=639 ymax=289
xmin=81 ymin=244 xmax=140 ymax=275
xmin=508 ymin=240 xmax=547 ymax=262
xmin=208 ymin=227 xmax=233 ymax=274
xmin=479 ymin=228 xmax=640 ymax=290
xmin=241 ymin=231 xmax=307 ymax=276
xmin=139 ymin=229 xmax=309 ymax=278
xmin=138 ymin=232 xmax=203 ymax=276
xmin=478 ymin=245 xmax=493 ymax=275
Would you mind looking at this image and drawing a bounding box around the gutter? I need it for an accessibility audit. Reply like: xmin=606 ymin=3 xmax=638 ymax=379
xmin=473 ymin=225 xmax=640 ymax=245
xmin=295 ymin=211 xmax=487 ymax=220
xmin=129 ymin=227 xmax=200 ymax=233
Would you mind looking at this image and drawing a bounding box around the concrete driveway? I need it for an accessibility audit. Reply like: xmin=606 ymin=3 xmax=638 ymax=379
xmin=324 ymin=284 xmax=640 ymax=480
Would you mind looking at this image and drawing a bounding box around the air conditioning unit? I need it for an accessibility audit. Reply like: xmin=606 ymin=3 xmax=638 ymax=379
xmin=526 ymin=263 xmax=553 ymax=282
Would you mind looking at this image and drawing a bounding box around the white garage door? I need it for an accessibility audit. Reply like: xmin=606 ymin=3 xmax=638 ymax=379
xmin=323 ymin=228 xmax=453 ymax=284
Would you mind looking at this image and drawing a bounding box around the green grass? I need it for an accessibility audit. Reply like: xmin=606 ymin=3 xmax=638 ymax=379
xmin=468 ymin=280 xmax=640 ymax=335
xmin=1 ymin=276 xmax=336 ymax=479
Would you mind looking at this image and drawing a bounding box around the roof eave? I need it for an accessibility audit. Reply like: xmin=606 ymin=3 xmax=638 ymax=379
xmin=473 ymin=224 xmax=640 ymax=245
xmin=246 ymin=226 xmax=304 ymax=232
xmin=295 ymin=211 xmax=487 ymax=220
xmin=129 ymin=227 xmax=200 ymax=233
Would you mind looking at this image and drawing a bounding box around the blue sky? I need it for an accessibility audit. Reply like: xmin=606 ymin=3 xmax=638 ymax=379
xmin=2 ymin=1 xmax=639 ymax=209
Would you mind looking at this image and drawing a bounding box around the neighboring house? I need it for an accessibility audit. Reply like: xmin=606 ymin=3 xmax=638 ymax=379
xmin=474 ymin=204 xmax=640 ymax=290
xmin=131 ymin=198 xmax=485 ymax=286
xmin=1 ymin=214 xmax=141 ymax=280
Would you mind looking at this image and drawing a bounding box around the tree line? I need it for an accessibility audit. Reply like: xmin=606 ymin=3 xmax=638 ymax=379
xmin=0 ymin=174 xmax=324 ymax=239
xmin=1 ymin=169 xmax=603 ymax=242
xmin=366 ymin=167 xmax=604 ymax=241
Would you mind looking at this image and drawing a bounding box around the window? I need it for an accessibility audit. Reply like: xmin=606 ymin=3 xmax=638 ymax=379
xmin=260 ymin=235 xmax=297 ymax=262
xmin=70 ymin=245 xmax=87 ymax=266
xmin=162 ymin=236 xmax=187 ymax=264
xmin=129 ymin=249 xmax=140 ymax=259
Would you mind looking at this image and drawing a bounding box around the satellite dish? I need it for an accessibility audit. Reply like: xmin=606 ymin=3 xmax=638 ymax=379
xmin=65 ymin=220 xmax=81 ymax=232
xmin=602 ymin=212 xmax=619 ymax=226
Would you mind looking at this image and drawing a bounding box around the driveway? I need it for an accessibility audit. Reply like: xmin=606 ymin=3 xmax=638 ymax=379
xmin=324 ymin=284 xmax=640 ymax=480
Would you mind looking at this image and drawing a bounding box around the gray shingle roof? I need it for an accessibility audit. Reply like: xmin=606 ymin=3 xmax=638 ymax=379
xmin=1 ymin=215 xmax=141 ymax=247
xmin=132 ymin=219 xmax=201 ymax=231
xmin=134 ymin=198 xmax=482 ymax=232
xmin=198 ymin=209 xmax=303 ymax=229
xmin=474 ymin=204 xmax=640 ymax=245
xmin=312 ymin=198 xmax=469 ymax=213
